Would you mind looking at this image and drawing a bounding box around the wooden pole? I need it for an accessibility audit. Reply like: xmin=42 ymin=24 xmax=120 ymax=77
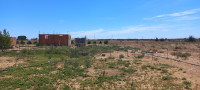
xmin=110 ymin=45 xmax=111 ymax=57
xmin=167 ymin=48 xmax=168 ymax=59
xmin=199 ymin=43 xmax=200 ymax=61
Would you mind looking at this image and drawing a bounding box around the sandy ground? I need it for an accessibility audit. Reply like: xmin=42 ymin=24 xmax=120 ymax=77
xmin=95 ymin=50 xmax=200 ymax=88
xmin=0 ymin=57 xmax=24 ymax=69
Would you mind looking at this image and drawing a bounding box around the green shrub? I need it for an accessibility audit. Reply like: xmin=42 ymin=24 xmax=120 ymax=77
xmin=63 ymin=85 xmax=71 ymax=90
xmin=27 ymin=41 xmax=32 ymax=44
xmin=182 ymin=77 xmax=186 ymax=80
xmin=134 ymin=59 xmax=142 ymax=64
xmin=99 ymin=41 xmax=102 ymax=44
xmin=136 ymin=54 xmax=144 ymax=58
xmin=93 ymin=41 xmax=96 ymax=44
xmin=120 ymin=72 xmax=126 ymax=77
xmin=33 ymin=41 xmax=38 ymax=44
xmin=87 ymin=41 xmax=91 ymax=44
xmin=160 ymin=38 xmax=165 ymax=41
xmin=162 ymin=76 xmax=171 ymax=80
xmin=20 ymin=40 xmax=25 ymax=45
xmin=104 ymin=40 xmax=108 ymax=44
xmin=124 ymin=62 xmax=130 ymax=67
xmin=183 ymin=81 xmax=191 ymax=86
xmin=108 ymin=57 xmax=115 ymax=59
xmin=71 ymin=40 xmax=74 ymax=44
xmin=81 ymin=79 xmax=94 ymax=87
xmin=107 ymin=62 xmax=116 ymax=68
xmin=17 ymin=41 xmax=19 ymax=44
xmin=155 ymin=37 xmax=159 ymax=41
xmin=171 ymin=52 xmax=191 ymax=59
xmin=161 ymin=69 xmax=168 ymax=73
xmin=122 ymin=67 xmax=137 ymax=73
xmin=187 ymin=36 xmax=196 ymax=42
xmin=119 ymin=54 xmax=124 ymax=59
xmin=141 ymin=65 xmax=147 ymax=70
xmin=85 ymin=60 xmax=91 ymax=68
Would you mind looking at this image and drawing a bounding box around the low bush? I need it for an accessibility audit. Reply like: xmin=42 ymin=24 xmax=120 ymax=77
xmin=136 ymin=54 xmax=144 ymax=59
xmin=107 ymin=62 xmax=117 ymax=68
xmin=171 ymin=52 xmax=191 ymax=59
xmin=119 ymin=54 xmax=124 ymax=59
xmin=183 ymin=81 xmax=191 ymax=86
xmin=121 ymin=67 xmax=137 ymax=74
xmin=162 ymin=76 xmax=172 ymax=80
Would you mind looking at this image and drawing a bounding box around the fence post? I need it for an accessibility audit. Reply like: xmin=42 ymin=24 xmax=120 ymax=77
xmin=167 ymin=48 xmax=168 ymax=59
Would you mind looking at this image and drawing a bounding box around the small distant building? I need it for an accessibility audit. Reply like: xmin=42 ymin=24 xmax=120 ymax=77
xmin=11 ymin=37 xmax=17 ymax=48
xmin=39 ymin=34 xmax=71 ymax=46
xmin=31 ymin=38 xmax=38 ymax=40
xmin=75 ymin=37 xmax=86 ymax=47
xmin=17 ymin=36 xmax=27 ymax=40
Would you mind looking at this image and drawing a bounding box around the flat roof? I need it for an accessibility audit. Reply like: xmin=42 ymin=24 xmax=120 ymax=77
xmin=39 ymin=34 xmax=70 ymax=35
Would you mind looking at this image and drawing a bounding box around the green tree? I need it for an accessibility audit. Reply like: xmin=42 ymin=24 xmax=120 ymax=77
xmin=99 ymin=41 xmax=102 ymax=44
xmin=0 ymin=29 xmax=11 ymax=52
xmin=155 ymin=37 xmax=159 ymax=41
xmin=93 ymin=41 xmax=96 ymax=44
xmin=17 ymin=41 xmax=19 ymax=44
xmin=160 ymin=38 xmax=165 ymax=41
xmin=71 ymin=40 xmax=74 ymax=44
xmin=33 ymin=41 xmax=38 ymax=44
xmin=27 ymin=41 xmax=32 ymax=44
xmin=85 ymin=60 xmax=91 ymax=68
xmin=104 ymin=40 xmax=108 ymax=44
xmin=87 ymin=41 xmax=91 ymax=44
xmin=188 ymin=36 xmax=196 ymax=42
xmin=20 ymin=40 xmax=25 ymax=45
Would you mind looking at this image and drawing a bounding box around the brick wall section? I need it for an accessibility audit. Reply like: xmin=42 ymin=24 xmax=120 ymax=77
xmin=11 ymin=37 xmax=17 ymax=48
xmin=39 ymin=34 xmax=71 ymax=46
xmin=67 ymin=35 xmax=71 ymax=45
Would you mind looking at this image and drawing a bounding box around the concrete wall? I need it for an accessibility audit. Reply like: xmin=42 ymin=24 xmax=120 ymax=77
xmin=39 ymin=34 xmax=71 ymax=46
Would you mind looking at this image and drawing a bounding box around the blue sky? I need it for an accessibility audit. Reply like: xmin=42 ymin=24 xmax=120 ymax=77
xmin=0 ymin=0 xmax=200 ymax=39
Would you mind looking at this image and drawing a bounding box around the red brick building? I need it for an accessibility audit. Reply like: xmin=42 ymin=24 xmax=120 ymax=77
xmin=39 ymin=34 xmax=71 ymax=46
xmin=11 ymin=37 xmax=17 ymax=48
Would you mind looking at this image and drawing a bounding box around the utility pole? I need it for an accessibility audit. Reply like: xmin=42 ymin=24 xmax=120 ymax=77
xmin=110 ymin=46 xmax=111 ymax=57
xmin=127 ymin=50 xmax=129 ymax=57
xmin=199 ymin=43 xmax=200 ymax=61
xmin=167 ymin=48 xmax=169 ymax=59
xmin=110 ymin=38 xmax=112 ymax=57
xmin=152 ymin=52 xmax=154 ymax=61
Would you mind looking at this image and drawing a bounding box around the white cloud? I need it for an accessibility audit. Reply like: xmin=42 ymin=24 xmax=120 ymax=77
xmin=71 ymin=29 xmax=104 ymax=38
xmin=174 ymin=16 xmax=200 ymax=21
xmin=144 ymin=8 xmax=200 ymax=20
xmin=107 ymin=25 xmax=165 ymax=34
xmin=71 ymin=25 xmax=168 ymax=39
xmin=169 ymin=8 xmax=200 ymax=17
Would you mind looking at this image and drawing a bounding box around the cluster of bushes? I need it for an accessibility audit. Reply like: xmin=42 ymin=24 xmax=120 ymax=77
xmin=1 ymin=45 xmax=122 ymax=58
xmin=121 ymin=67 xmax=137 ymax=74
xmin=155 ymin=38 xmax=167 ymax=42
xmin=17 ymin=40 xmax=38 ymax=46
xmin=87 ymin=40 xmax=108 ymax=44
xmin=136 ymin=54 xmax=145 ymax=59
xmin=171 ymin=52 xmax=191 ymax=59
xmin=187 ymin=36 xmax=196 ymax=42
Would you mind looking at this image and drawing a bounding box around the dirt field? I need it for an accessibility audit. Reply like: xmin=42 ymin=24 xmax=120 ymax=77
xmin=95 ymin=50 xmax=200 ymax=89
xmin=0 ymin=40 xmax=200 ymax=89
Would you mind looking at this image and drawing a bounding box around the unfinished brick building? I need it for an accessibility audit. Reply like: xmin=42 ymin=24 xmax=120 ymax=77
xmin=39 ymin=34 xmax=71 ymax=46
xmin=75 ymin=37 xmax=86 ymax=47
